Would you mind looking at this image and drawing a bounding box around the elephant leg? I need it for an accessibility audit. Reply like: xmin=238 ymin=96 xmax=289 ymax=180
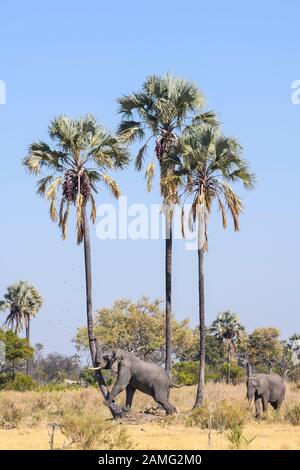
xmin=277 ymin=390 xmax=285 ymax=411
xmin=122 ymin=385 xmax=136 ymax=412
xmin=108 ymin=367 xmax=131 ymax=403
xmin=254 ymin=398 xmax=262 ymax=418
xmin=262 ymin=396 xmax=268 ymax=413
xmin=155 ymin=387 xmax=170 ymax=412
xmin=277 ymin=398 xmax=283 ymax=411
xmin=154 ymin=388 xmax=176 ymax=415
xmin=156 ymin=398 xmax=176 ymax=415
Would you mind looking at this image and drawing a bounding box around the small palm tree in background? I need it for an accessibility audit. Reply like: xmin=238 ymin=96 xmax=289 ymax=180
xmin=166 ymin=125 xmax=254 ymax=406
xmin=0 ymin=281 xmax=43 ymax=374
xmin=210 ymin=311 xmax=246 ymax=384
xmin=23 ymin=115 xmax=129 ymax=417
xmin=117 ymin=74 xmax=216 ymax=373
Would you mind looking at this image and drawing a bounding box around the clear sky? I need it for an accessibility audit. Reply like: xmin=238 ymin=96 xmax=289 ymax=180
xmin=0 ymin=0 xmax=299 ymax=354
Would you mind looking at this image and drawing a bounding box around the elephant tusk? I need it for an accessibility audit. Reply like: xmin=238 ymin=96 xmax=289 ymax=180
xmin=88 ymin=366 xmax=102 ymax=371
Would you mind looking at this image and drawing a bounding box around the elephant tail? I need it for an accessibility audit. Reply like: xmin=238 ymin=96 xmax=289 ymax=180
xmin=170 ymin=382 xmax=187 ymax=388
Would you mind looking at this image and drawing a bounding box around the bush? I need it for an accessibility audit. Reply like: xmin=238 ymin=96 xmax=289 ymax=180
xmin=60 ymin=412 xmax=134 ymax=450
xmin=0 ymin=371 xmax=11 ymax=389
xmin=186 ymin=400 xmax=249 ymax=431
xmin=226 ymin=423 xmax=256 ymax=449
xmin=205 ymin=369 xmax=221 ymax=383
xmin=172 ymin=362 xmax=223 ymax=385
xmin=172 ymin=362 xmax=198 ymax=385
xmin=220 ymin=362 xmax=244 ymax=384
xmin=0 ymin=398 xmax=25 ymax=428
xmin=2 ymin=373 xmax=37 ymax=391
xmin=80 ymin=367 xmax=113 ymax=387
xmin=285 ymin=404 xmax=300 ymax=426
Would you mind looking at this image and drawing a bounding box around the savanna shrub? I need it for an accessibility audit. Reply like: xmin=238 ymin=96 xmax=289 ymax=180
xmin=60 ymin=412 xmax=134 ymax=450
xmin=80 ymin=367 xmax=113 ymax=387
xmin=0 ymin=371 xmax=11 ymax=389
xmin=3 ymin=373 xmax=37 ymax=391
xmin=284 ymin=404 xmax=300 ymax=425
xmin=186 ymin=400 xmax=248 ymax=431
xmin=226 ymin=423 xmax=256 ymax=449
xmin=220 ymin=362 xmax=244 ymax=384
xmin=205 ymin=370 xmax=221 ymax=383
xmin=172 ymin=362 xmax=224 ymax=385
xmin=0 ymin=398 xmax=24 ymax=428
xmin=172 ymin=362 xmax=198 ymax=385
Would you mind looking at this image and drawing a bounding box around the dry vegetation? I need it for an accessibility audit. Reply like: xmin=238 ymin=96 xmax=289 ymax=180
xmin=0 ymin=382 xmax=300 ymax=450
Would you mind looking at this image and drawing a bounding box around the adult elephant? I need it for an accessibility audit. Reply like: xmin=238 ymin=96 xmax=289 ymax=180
xmin=246 ymin=373 xmax=286 ymax=418
xmin=90 ymin=349 xmax=182 ymax=414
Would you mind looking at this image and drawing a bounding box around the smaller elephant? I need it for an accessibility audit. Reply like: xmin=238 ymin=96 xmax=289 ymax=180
xmin=90 ymin=349 xmax=181 ymax=414
xmin=246 ymin=373 xmax=286 ymax=418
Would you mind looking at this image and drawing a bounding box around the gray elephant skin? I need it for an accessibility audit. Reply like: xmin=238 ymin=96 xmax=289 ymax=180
xmin=246 ymin=373 xmax=286 ymax=417
xmin=91 ymin=349 xmax=181 ymax=414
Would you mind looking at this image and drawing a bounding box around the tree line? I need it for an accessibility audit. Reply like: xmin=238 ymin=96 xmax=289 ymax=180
xmin=74 ymin=298 xmax=300 ymax=384
xmin=1 ymin=297 xmax=299 ymax=390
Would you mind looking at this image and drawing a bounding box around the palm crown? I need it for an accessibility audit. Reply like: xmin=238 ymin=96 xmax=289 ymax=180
xmin=210 ymin=311 xmax=246 ymax=349
xmin=117 ymin=74 xmax=217 ymax=200
xmin=0 ymin=281 xmax=43 ymax=334
xmin=166 ymin=125 xmax=255 ymax=248
xmin=23 ymin=115 xmax=129 ymax=243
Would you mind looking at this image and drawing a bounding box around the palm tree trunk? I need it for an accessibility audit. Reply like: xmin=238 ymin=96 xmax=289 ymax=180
xmin=227 ymin=344 xmax=231 ymax=384
xmin=194 ymin=246 xmax=205 ymax=407
xmin=82 ymin=206 xmax=123 ymax=418
xmin=165 ymin=212 xmax=173 ymax=374
xmin=26 ymin=318 xmax=30 ymax=375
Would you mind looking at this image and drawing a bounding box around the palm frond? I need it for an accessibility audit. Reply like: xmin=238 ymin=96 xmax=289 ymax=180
xmin=76 ymin=194 xmax=84 ymax=244
xmin=145 ymin=162 xmax=155 ymax=192
xmin=181 ymin=206 xmax=186 ymax=239
xmin=117 ymin=120 xmax=145 ymax=144
xmin=217 ymin=196 xmax=227 ymax=229
xmin=135 ymin=143 xmax=148 ymax=170
xmin=221 ymin=182 xmax=244 ymax=232
xmin=90 ymin=193 xmax=97 ymax=223
xmin=192 ymin=111 xmax=219 ymax=127
xmin=24 ymin=141 xmax=67 ymax=175
xmin=101 ymin=174 xmax=121 ymax=198
xmin=36 ymin=175 xmax=53 ymax=196
xmin=61 ymin=202 xmax=70 ymax=239
xmin=46 ymin=177 xmax=62 ymax=222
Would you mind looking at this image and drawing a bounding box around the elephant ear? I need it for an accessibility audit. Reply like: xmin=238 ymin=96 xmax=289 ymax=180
xmin=110 ymin=350 xmax=120 ymax=374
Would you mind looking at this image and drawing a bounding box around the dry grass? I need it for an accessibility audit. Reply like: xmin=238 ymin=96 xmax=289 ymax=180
xmin=0 ymin=382 xmax=299 ymax=450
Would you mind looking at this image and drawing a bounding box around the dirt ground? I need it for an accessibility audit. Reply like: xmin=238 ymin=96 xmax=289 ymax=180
xmin=0 ymin=421 xmax=299 ymax=450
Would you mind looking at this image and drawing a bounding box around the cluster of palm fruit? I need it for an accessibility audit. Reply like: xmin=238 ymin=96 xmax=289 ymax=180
xmin=62 ymin=169 xmax=91 ymax=204
xmin=155 ymin=130 xmax=175 ymax=160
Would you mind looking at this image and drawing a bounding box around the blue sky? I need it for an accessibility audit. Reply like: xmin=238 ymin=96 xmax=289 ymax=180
xmin=0 ymin=0 xmax=299 ymax=354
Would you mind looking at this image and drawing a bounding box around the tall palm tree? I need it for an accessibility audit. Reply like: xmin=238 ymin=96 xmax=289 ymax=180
xmin=23 ymin=114 xmax=129 ymax=417
xmin=210 ymin=311 xmax=246 ymax=384
xmin=166 ymin=125 xmax=255 ymax=406
xmin=117 ymin=74 xmax=216 ymax=373
xmin=0 ymin=281 xmax=43 ymax=374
